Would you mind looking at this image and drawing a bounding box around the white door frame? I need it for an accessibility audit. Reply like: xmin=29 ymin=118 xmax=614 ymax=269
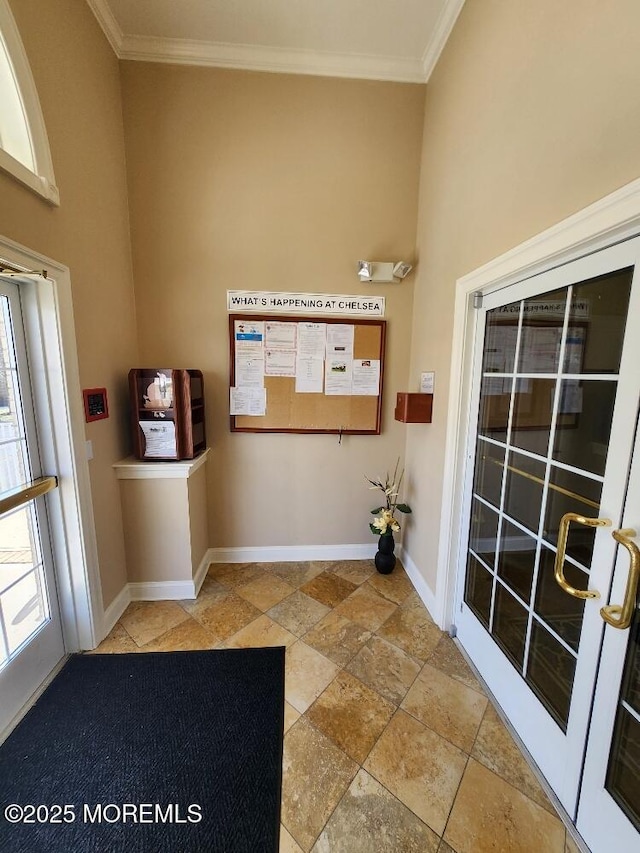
xmin=0 ymin=232 xmax=102 ymax=654
xmin=435 ymin=178 xmax=640 ymax=631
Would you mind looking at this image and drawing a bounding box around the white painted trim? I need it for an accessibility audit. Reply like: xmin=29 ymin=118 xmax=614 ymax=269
xmin=0 ymin=0 xmax=59 ymax=204
xmin=128 ymin=580 xmax=199 ymax=601
xmin=437 ymin=178 xmax=640 ymax=629
xmin=113 ymin=449 xmax=209 ymax=480
xmin=208 ymin=542 xmax=378 ymax=563
xmin=192 ymin=548 xmax=212 ymax=596
xmin=101 ymin=584 xmax=131 ymax=637
xmin=422 ymin=0 xmax=466 ymax=81
xmin=0 ymin=236 xmax=103 ymax=653
xmin=84 ymin=0 xmax=124 ymax=55
xmin=0 ymin=655 xmax=68 ymax=745
xmin=117 ymin=34 xmax=426 ymax=83
xmin=399 ymin=545 xmax=439 ymax=622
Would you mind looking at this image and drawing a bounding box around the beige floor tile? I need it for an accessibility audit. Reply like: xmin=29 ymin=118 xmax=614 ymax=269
xmin=179 ymin=577 xmax=229 ymax=618
xmin=364 ymin=709 xmax=468 ymax=836
xmin=427 ymin=635 xmax=484 ymax=693
xmin=312 ymin=768 xmax=439 ymax=853
xmin=282 ymin=717 xmax=358 ymax=851
xmin=443 ymin=759 xmax=566 ymax=853
xmin=366 ymin=568 xmax=414 ymax=605
xmin=268 ymin=590 xmax=331 ymax=637
xmin=402 ymin=663 xmax=488 ymax=752
xmin=284 ymin=702 xmax=301 ymax=733
xmin=346 ymin=635 xmax=421 ymax=706
xmin=280 ymin=825 xmax=304 ymax=853
xmin=334 ymin=585 xmax=397 ymax=631
xmin=225 ymin=613 xmax=297 ymax=649
xmin=285 ymin=640 xmax=340 ymax=713
xmin=471 ymin=704 xmax=555 ymax=814
xmin=300 ymin=571 xmax=357 ymax=608
xmin=328 ymin=559 xmax=376 ymax=585
xmin=207 ymin=561 xmax=265 ymax=588
xmin=89 ymin=623 xmax=139 ymax=654
xmin=302 ymin=611 xmax=371 ymax=666
xmin=438 ymin=842 xmax=457 ymax=853
xmin=193 ymin=592 xmax=262 ymax=642
xmin=139 ymin=617 xmax=218 ymax=652
xmin=119 ymin=601 xmax=190 ymax=647
xmin=263 ymin=561 xmax=325 ymax=588
xmin=377 ymin=602 xmax=443 ymax=661
xmin=402 ymin=591 xmax=435 ymax=620
xmin=235 ymin=573 xmax=296 ymax=611
xmin=306 ymin=670 xmax=395 ymax=763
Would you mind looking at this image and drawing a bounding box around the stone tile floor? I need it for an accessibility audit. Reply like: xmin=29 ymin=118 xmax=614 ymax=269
xmin=94 ymin=560 xmax=584 ymax=853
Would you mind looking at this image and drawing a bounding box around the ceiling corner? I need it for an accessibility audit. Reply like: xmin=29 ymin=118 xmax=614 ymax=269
xmin=85 ymin=0 xmax=123 ymax=56
xmin=422 ymin=0 xmax=466 ymax=82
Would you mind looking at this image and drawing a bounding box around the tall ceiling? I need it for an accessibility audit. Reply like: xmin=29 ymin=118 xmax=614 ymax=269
xmin=86 ymin=0 xmax=466 ymax=83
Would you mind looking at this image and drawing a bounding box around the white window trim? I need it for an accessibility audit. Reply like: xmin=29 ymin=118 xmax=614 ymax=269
xmin=436 ymin=177 xmax=640 ymax=630
xmin=0 ymin=0 xmax=59 ymax=205
xmin=0 ymin=233 xmax=102 ymax=651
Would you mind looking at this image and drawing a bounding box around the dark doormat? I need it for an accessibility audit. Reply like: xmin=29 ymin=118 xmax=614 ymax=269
xmin=0 ymin=647 xmax=285 ymax=852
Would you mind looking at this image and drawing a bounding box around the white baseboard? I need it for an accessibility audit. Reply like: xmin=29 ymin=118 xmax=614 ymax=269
xmin=208 ymin=543 xmax=377 ymax=563
xmin=400 ymin=546 xmax=440 ymax=626
xmin=193 ymin=549 xmax=212 ymax=595
xmin=101 ymin=584 xmax=131 ymax=637
xmin=128 ymin=580 xmax=198 ymax=601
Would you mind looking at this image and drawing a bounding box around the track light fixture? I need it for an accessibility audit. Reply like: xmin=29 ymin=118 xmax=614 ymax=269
xmin=357 ymin=260 xmax=414 ymax=283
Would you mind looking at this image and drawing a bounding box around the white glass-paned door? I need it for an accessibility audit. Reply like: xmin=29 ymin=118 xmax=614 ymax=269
xmin=0 ymin=278 xmax=64 ymax=734
xmin=455 ymin=236 xmax=640 ymax=827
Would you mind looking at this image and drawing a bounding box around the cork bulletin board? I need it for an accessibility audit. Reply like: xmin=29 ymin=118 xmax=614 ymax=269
xmin=229 ymin=313 xmax=386 ymax=434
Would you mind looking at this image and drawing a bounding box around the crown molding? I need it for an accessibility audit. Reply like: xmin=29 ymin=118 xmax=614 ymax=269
xmin=422 ymin=0 xmax=466 ymax=81
xmin=86 ymin=0 xmax=465 ymax=83
xmin=85 ymin=0 xmax=124 ymax=54
xmin=117 ymin=35 xmax=425 ymax=83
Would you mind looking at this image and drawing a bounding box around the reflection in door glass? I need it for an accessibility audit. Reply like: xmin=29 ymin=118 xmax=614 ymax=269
xmin=464 ymin=266 xmax=633 ymax=731
xmin=605 ymin=608 xmax=640 ymax=831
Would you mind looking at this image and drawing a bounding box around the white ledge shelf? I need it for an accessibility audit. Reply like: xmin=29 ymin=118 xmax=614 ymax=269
xmin=113 ymin=448 xmax=209 ymax=480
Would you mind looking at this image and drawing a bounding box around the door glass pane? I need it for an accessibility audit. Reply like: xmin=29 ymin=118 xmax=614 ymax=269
xmin=482 ymin=303 xmax=519 ymax=374
xmin=518 ymin=289 xmax=567 ymax=374
xmin=0 ymin=505 xmax=48 ymax=666
xmin=526 ymin=619 xmax=577 ymax=731
xmin=510 ymin=378 xmax=556 ymax=456
xmin=497 ymin=520 xmax=536 ymax=603
xmin=552 ymin=380 xmax=617 ymax=477
xmin=503 ymin=451 xmax=545 ymax=533
xmin=473 ymin=440 xmax=505 ymax=508
xmin=605 ymin=608 xmax=640 ymax=830
xmin=565 ymin=268 xmax=633 ymax=374
xmin=493 ymin=583 xmax=528 ymax=669
xmin=534 ymin=546 xmax=585 ymax=652
xmin=465 ymin=555 xmax=493 ymax=628
xmin=478 ymin=376 xmax=511 ymax=441
xmin=469 ymin=499 xmax=499 ymax=568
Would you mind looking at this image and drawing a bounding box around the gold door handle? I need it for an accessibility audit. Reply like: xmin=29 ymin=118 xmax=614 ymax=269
xmin=554 ymin=512 xmax=611 ymax=599
xmin=600 ymin=529 xmax=640 ymax=630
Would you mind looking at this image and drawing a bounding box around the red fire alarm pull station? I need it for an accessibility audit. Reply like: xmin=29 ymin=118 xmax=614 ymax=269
xmin=83 ymin=388 xmax=109 ymax=422
xmin=394 ymin=392 xmax=433 ymax=423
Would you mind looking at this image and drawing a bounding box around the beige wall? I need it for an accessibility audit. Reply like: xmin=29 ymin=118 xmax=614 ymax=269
xmin=0 ymin=0 xmax=138 ymax=607
xmin=406 ymin=0 xmax=640 ymax=594
xmin=120 ymin=64 xmax=425 ymax=549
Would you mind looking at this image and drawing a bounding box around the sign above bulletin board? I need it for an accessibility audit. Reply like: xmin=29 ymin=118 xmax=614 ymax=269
xmin=229 ymin=314 xmax=386 ymax=434
xmin=227 ymin=290 xmax=385 ymax=317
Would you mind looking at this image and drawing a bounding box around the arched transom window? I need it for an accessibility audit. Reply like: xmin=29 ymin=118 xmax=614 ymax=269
xmin=0 ymin=0 xmax=58 ymax=204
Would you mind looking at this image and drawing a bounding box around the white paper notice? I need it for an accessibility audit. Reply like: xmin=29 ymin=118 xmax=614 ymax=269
xmin=265 ymin=349 xmax=296 ymax=377
xmin=295 ymin=356 xmax=324 ymax=393
xmin=140 ymin=421 xmax=177 ymax=458
xmin=265 ymin=321 xmax=297 ymax=351
xmin=325 ymin=356 xmax=353 ymax=395
xmin=326 ymin=324 xmax=354 ymax=357
xmin=235 ymin=354 xmax=265 ymax=387
xmin=230 ymin=387 xmax=267 ymax=416
xmin=235 ymin=320 xmax=265 ymax=351
xmin=352 ymin=359 xmax=380 ymax=395
xmin=297 ymin=322 xmax=326 ymax=357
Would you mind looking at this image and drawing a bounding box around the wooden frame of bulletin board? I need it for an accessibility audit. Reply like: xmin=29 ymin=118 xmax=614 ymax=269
xmin=229 ymin=313 xmax=386 ymax=434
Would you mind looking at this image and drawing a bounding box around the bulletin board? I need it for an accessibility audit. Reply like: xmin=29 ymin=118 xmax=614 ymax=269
xmin=229 ymin=314 xmax=386 ymax=434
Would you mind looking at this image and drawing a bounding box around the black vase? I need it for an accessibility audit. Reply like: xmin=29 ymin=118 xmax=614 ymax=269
xmin=375 ymin=532 xmax=396 ymax=574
